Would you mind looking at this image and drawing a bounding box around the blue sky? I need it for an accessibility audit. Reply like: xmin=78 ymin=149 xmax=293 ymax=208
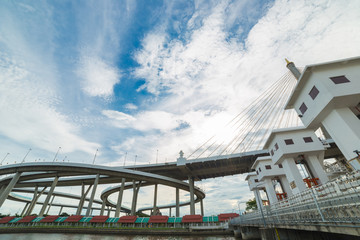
xmin=1 ymin=0 xmax=360 ymax=216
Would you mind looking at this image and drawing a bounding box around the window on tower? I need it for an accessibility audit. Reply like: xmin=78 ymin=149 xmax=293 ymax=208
xmin=299 ymin=103 xmax=308 ymax=114
xmin=309 ymin=86 xmax=319 ymax=100
xmin=330 ymin=75 xmax=350 ymax=84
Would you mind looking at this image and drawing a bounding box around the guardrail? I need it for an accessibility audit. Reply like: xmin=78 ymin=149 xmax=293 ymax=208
xmin=231 ymin=170 xmax=360 ymax=226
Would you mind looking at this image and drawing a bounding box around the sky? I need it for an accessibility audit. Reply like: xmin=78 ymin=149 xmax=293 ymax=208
xmin=1 ymin=0 xmax=360 ymax=216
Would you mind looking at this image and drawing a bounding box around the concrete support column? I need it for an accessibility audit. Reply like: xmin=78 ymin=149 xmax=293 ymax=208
xmin=282 ymin=158 xmax=307 ymax=194
xmin=46 ymin=195 xmax=55 ymax=215
xmin=0 ymin=172 xmax=21 ymax=208
xmin=0 ymin=185 xmax=5 ymax=198
xmin=131 ymin=180 xmax=142 ymax=215
xmin=86 ymin=174 xmax=100 ymax=216
xmin=39 ymin=176 xmax=59 ymax=217
xmin=26 ymin=186 xmax=47 ymax=216
xmin=306 ymin=154 xmax=329 ymax=184
xmin=21 ymin=202 xmax=30 ymax=216
xmin=115 ymin=178 xmax=126 ymax=217
xmin=279 ymin=176 xmax=293 ymax=197
xmin=176 ymin=188 xmax=180 ymax=217
xmin=188 ymin=176 xmax=195 ymax=215
xmin=100 ymin=201 xmax=106 ymax=216
xmin=58 ymin=206 xmax=63 ymax=215
xmin=169 ymin=208 xmax=172 ymax=216
xmin=152 ymin=184 xmax=158 ymax=214
xmin=107 ymin=208 xmax=111 ymax=217
xmin=264 ymin=178 xmax=278 ymax=205
xmin=254 ymin=189 xmax=263 ymax=210
xmin=200 ymin=199 xmax=204 ymax=216
xmin=76 ymin=183 xmax=92 ymax=215
xmin=322 ymin=107 xmax=360 ymax=168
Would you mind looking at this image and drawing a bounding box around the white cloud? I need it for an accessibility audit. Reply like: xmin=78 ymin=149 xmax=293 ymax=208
xmin=0 ymin=54 xmax=100 ymax=155
xmin=124 ymin=103 xmax=138 ymax=110
xmin=77 ymin=55 xmax=121 ymax=98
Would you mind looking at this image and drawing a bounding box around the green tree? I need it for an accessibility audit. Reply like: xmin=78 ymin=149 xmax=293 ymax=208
xmin=245 ymin=198 xmax=257 ymax=211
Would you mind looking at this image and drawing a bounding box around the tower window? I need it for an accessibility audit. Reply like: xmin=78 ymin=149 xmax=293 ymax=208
xmin=309 ymin=86 xmax=319 ymax=100
xmin=303 ymin=137 xmax=313 ymax=143
xmin=330 ymin=75 xmax=350 ymax=84
xmin=270 ymin=150 xmax=274 ymax=156
xmin=299 ymin=103 xmax=308 ymax=114
xmin=278 ymin=164 xmax=283 ymax=168
xmin=275 ymin=143 xmax=279 ymax=150
xmin=255 ymin=179 xmax=259 ymax=182
xmin=259 ymin=167 xmax=261 ymax=172
xmin=284 ymin=139 xmax=294 ymax=145
xmin=265 ymin=165 xmax=272 ymax=170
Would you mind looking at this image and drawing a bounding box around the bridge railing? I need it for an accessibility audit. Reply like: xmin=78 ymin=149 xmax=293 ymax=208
xmin=231 ymin=170 xmax=360 ymax=226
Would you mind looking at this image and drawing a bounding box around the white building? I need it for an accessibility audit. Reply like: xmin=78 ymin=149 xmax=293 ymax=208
xmin=285 ymin=57 xmax=360 ymax=170
xmin=263 ymin=127 xmax=329 ymax=195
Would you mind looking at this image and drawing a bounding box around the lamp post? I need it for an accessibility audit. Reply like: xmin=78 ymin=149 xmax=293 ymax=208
xmin=1 ymin=153 xmax=9 ymax=165
xmin=254 ymin=184 xmax=267 ymax=227
xmin=53 ymin=147 xmax=61 ymax=162
xmin=21 ymin=148 xmax=32 ymax=163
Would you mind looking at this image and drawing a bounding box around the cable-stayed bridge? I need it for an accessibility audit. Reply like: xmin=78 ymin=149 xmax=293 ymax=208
xmin=1 ymin=57 xmax=359 ymax=239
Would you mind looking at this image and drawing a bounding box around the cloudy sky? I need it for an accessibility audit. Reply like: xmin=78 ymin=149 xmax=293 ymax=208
xmin=1 ymin=0 xmax=360 ymax=216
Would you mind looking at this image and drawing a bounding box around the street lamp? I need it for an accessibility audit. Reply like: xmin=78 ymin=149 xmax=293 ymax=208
xmin=254 ymin=184 xmax=267 ymax=227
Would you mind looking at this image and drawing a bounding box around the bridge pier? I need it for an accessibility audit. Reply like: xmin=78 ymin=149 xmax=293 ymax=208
xmin=39 ymin=176 xmax=59 ymax=217
xmin=188 ymin=176 xmax=195 ymax=215
xmin=85 ymin=174 xmax=99 ymax=216
xmin=200 ymin=199 xmax=204 ymax=216
xmin=21 ymin=202 xmax=30 ymax=216
xmin=115 ymin=178 xmax=126 ymax=217
xmin=152 ymin=183 xmax=158 ymax=215
xmin=58 ymin=206 xmax=63 ymax=215
xmin=0 ymin=172 xmax=21 ymax=208
xmin=176 ymin=187 xmax=180 ymax=217
xmin=45 ymin=195 xmax=56 ymax=215
xmin=26 ymin=186 xmax=47 ymax=216
xmin=131 ymin=180 xmax=141 ymax=215
xmin=100 ymin=201 xmax=106 ymax=216
xmin=76 ymin=183 xmax=93 ymax=215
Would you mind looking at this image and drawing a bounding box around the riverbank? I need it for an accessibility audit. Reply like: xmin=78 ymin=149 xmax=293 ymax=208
xmin=0 ymin=226 xmax=234 ymax=236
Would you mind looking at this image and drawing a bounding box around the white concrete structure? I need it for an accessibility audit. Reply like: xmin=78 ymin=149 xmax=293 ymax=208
xmin=264 ymin=127 xmax=329 ymax=195
xmin=245 ymin=172 xmax=265 ymax=210
xmin=285 ymin=57 xmax=360 ymax=169
xmin=251 ymin=156 xmax=292 ymax=204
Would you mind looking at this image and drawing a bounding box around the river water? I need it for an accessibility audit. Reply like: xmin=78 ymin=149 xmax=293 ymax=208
xmin=0 ymin=233 xmax=237 ymax=240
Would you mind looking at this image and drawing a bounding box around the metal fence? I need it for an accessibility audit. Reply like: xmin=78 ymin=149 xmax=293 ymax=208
xmin=231 ymin=170 xmax=360 ymax=226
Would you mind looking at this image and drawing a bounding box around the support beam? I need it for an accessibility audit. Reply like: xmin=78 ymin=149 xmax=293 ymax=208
xmin=131 ymin=180 xmax=142 ymax=215
xmin=26 ymin=187 xmax=47 ymax=216
xmin=58 ymin=206 xmax=63 ymax=215
xmin=115 ymin=178 xmax=126 ymax=217
xmin=200 ymin=199 xmax=204 ymax=216
xmin=100 ymin=201 xmax=106 ymax=216
xmin=76 ymin=183 xmax=92 ymax=215
xmin=39 ymin=176 xmax=59 ymax=217
xmin=21 ymin=202 xmax=30 ymax=216
xmin=45 ymin=195 xmax=56 ymax=215
xmin=188 ymin=176 xmax=195 ymax=215
xmin=152 ymin=184 xmax=158 ymax=215
xmin=0 ymin=185 xmax=5 ymax=198
xmin=176 ymin=188 xmax=180 ymax=217
xmin=169 ymin=207 xmax=172 ymax=217
xmin=0 ymin=172 xmax=21 ymax=208
xmin=86 ymin=174 xmax=99 ymax=216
